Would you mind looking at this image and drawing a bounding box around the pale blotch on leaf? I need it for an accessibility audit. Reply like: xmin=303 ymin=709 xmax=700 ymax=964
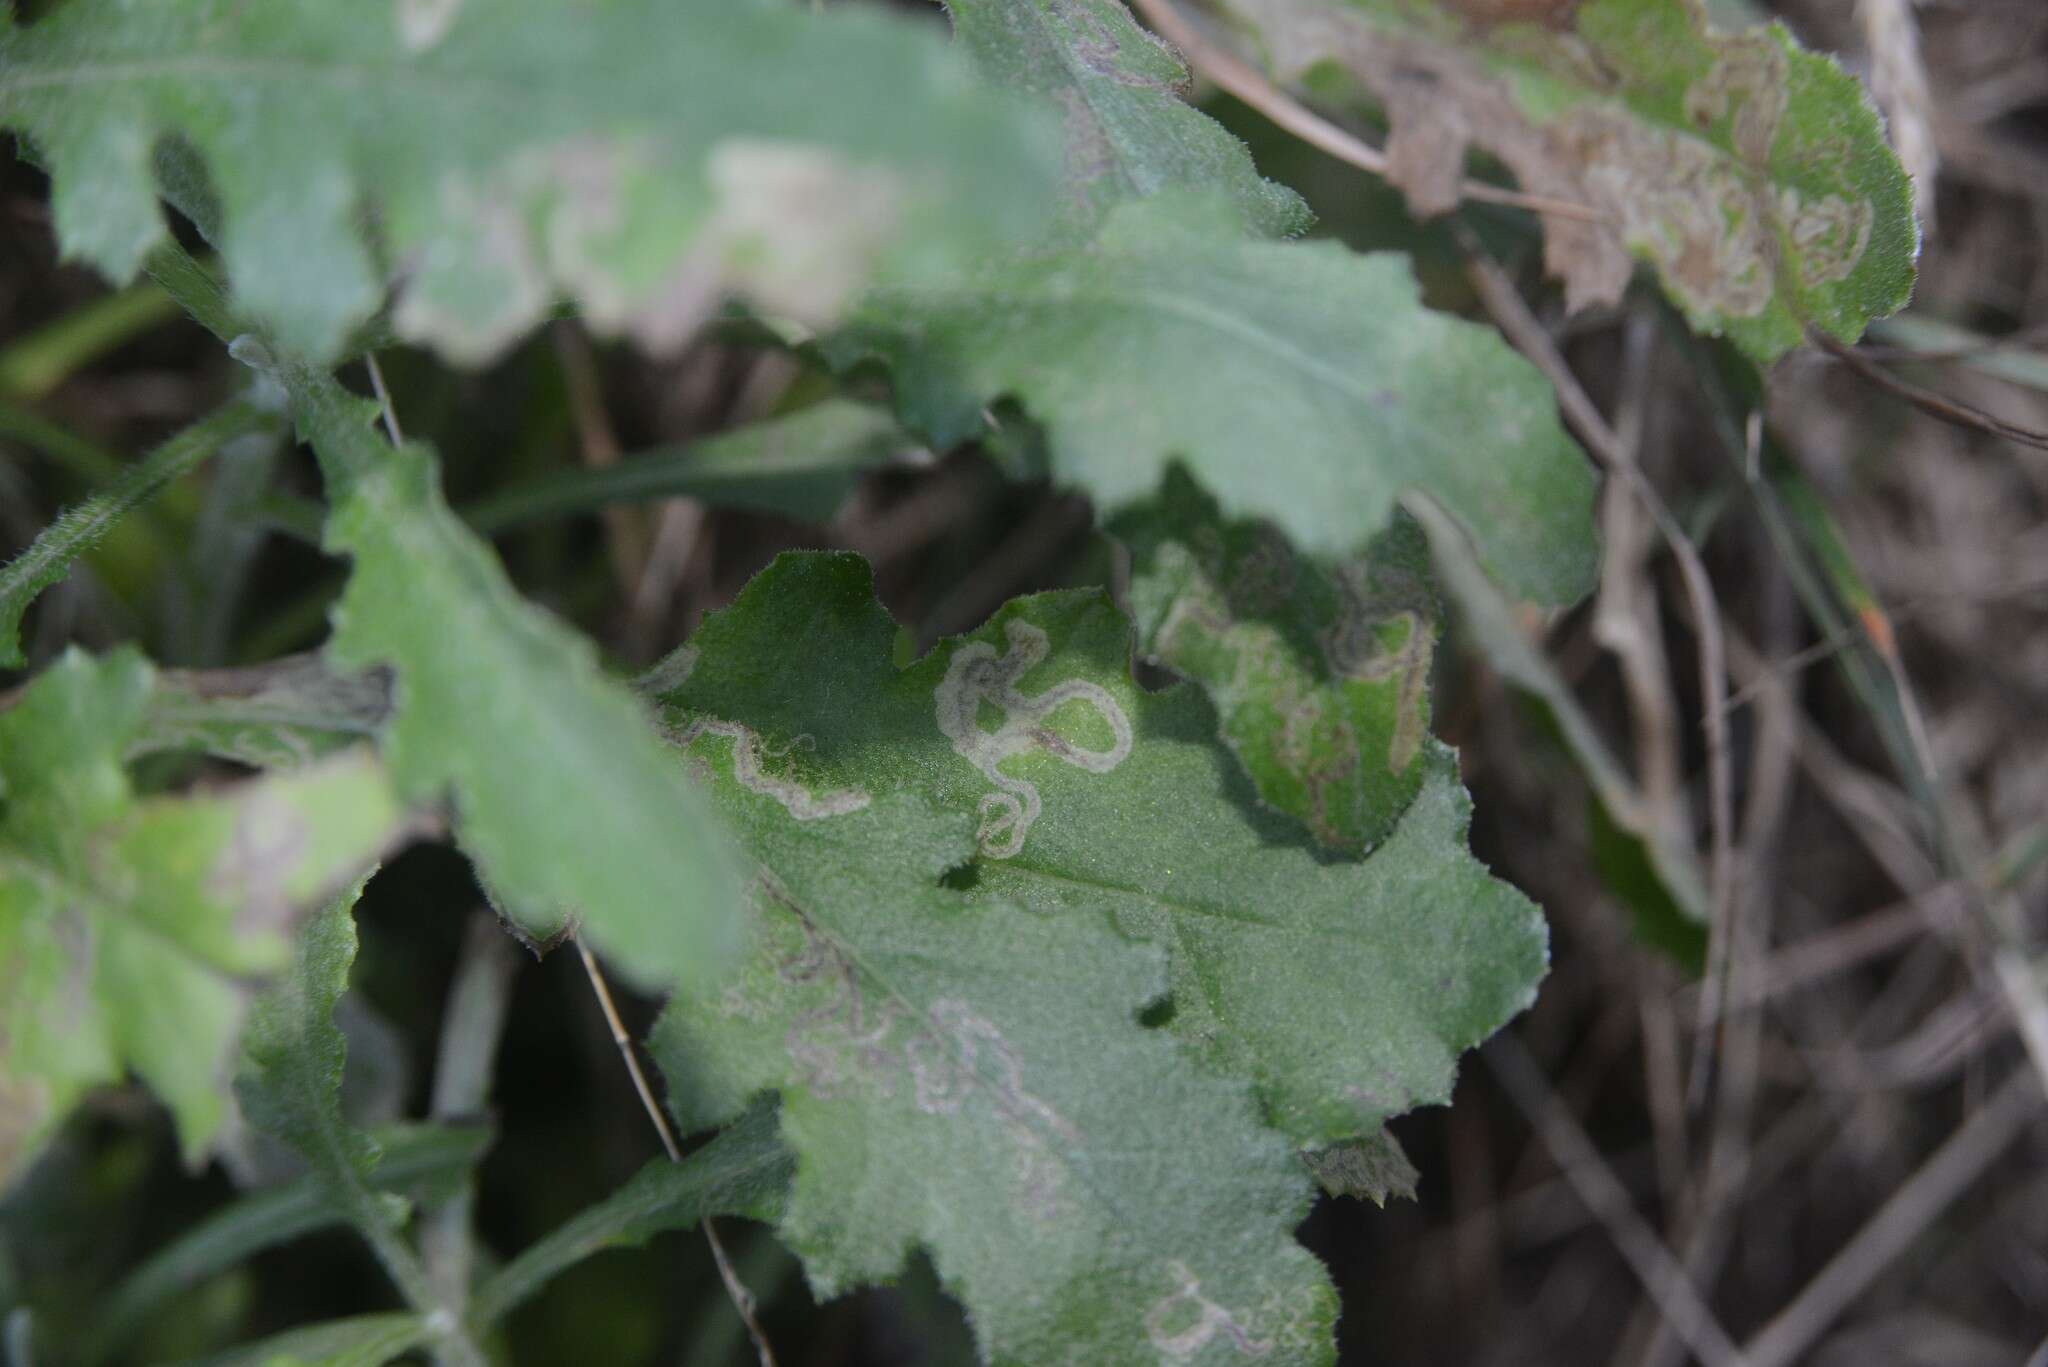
xmin=1303 ymin=1129 xmax=1420 ymax=1205
xmin=1319 ymin=561 xmax=1434 ymax=776
xmin=394 ymin=0 xmax=462 ymax=52
xmin=637 ymin=645 xmax=701 ymax=697
xmin=774 ymin=909 xmax=908 ymax=1099
xmin=1145 ymin=1260 xmax=1274 ymax=1359
xmin=1578 ymin=120 xmax=1775 ymax=318
xmin=698 ymin=140 xmax=905 ymax=336
xmin=1680 ymin=31 xmax=1788 ymax=165
xmin=397 ymin=138 xmax=904 ymax=363
xmin=1781 ymin=187 xmax=1875 ymax=287
xmin=392 ymin=171 xmax=553 ymax=365
xmin=934 ymin=619 xmax=1133 ymax=858
xmin=1126 ymin=507 xmax=1437 ymax=851
xmin=667 ymin=718 xmax=871 ymax=822
xmin=1221 ymin=0 xmax=1904 ymax=352
xmin=768 ymin=913 xmax=1078 ymax=1221
xmin=907 ymin=998 xmax=1081 ymax=1222
xmin=212 ymin=790 xmax=314 ymax=943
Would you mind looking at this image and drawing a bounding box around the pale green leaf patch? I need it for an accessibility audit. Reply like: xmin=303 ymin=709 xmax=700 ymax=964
xmin=0 ymin=0 xmax=1062 ymax=363
xmin=0 ymin=649 xmax=405 ymax=1184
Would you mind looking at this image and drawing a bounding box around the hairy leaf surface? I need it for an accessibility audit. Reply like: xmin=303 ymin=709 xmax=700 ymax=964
xmin=946 ymin=0 xmax=1307 ymax=238
xmin=644 ymin=565 xmax=1368 ymax=1363
xmin=650 ymin=552 xmax=1545 ymax=1152
xmin=235 ymin=889 xmax=389 ymax=1194
xmin=824 ymin=196 xmax=1596 ymax=605
xmin=651 ymin=771 xmax=1337 ymax=1365
xmin=0 ymin=651 xmax=402 ymax=1181
xmin=1216 ymin=0 xmax=1917 ymax=358
xmin=1114 ymin=467 xmax=1438 ymax=851
xmin=0 ymin=0 xmax=1060 ymax=362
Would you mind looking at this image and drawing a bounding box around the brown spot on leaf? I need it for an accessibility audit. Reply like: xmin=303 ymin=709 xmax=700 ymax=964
xmin=1681 ymin=33 xmax=1788 ymax=166
xmin=1237 ymin=0 xmax=1812 ymax=322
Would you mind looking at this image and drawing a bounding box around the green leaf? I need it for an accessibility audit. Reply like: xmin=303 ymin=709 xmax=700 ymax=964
xmin=0 ymin=0 xmax=1060 ymax=364
xmin=279 ymin=368 xmax=746 ymax=987
xmin=234 ymin=892 xmax=389 ymax=1196
xmin=463 ymin=398 xmax=912 ymax=534
xmin=651 ymin=801 xmax=1337 ymax=1366
xmin=0 ymin=650 xmax=405 ymax=1182
xmin=1303 ymin=1128 xmax=1419 ymax=1205
xmin=648 ymin=570 xmax=1341 ymax=1363
xmin=646 ymin=550 xmax=1548 ymax=1359
xmin=824 ymin=195 xmax=1597 ymax=605
xmin=178 ymin=1312 xmax=427 ymax=1367
xmin=1216 ymin=0 xmax=1917 ymax=359
xmin=945 ymin=0 xmax=1308 ymax=239
xmin=654 ymin=554 xmax=1547 ymax=1143
xmin=1113 ymin=467 xmax=1438 ymax=851
xmin=87 ymin=1123 xmax=489 ymax=1367
xmin=469 ymin=1100 xmax=792 ymax=1326
xmin=0 ymin=401 xmax=276 ymax=668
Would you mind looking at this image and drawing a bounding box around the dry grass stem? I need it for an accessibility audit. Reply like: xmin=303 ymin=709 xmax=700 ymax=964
xmin=575 ymin=936 xmax=779 ymax=1367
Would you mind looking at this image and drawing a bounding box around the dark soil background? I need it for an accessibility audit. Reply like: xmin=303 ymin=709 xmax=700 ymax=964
xmin=3 ymin=2 xmax=2045 ymax=1364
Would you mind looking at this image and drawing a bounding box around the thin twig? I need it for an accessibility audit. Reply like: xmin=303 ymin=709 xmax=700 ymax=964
xmin=1679 ymin=885 xmax=1964 ymax=1026
xmin=574 ymin=936 xmax=778 ymax=1367
xmin=1123 ymin=0 xmax=1605 ymax=224
xmin=1455 ymin=233 xmax=1738 ymax=1111
xmin=363 ymin=352 xmax=404 ymax=447
xmin=1740 ymin=1069 xmax=2040 ymax=1367
xmin=1484 ymin=1034 xmax=1748 ymax=1367
xmin=1812 ymin=329 xmax=2048 ymax=451
xmin=1638 ymin=573 xmax=1797 ymax=1367
xmin=1592 ymin=312 xmax=1688 ymax=839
